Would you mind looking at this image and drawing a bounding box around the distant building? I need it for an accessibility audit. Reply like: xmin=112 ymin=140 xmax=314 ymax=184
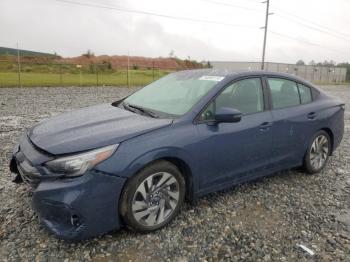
xmin=211 ymin=61 xmax=347 ymax=83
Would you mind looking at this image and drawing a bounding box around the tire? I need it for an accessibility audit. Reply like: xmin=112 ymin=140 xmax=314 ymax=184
xmin=304 ymin=130 xmax=331 ymax=174
xmin=120 ymin=160 xmax=185 ymax=232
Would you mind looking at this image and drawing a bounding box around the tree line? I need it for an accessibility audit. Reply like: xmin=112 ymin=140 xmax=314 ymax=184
xmin=296 ymin=60 xmax=350 ymax=81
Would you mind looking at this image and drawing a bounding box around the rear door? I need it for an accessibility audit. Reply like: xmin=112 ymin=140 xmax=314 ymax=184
xmin=266 ymin=77 xmax=316 ymax=167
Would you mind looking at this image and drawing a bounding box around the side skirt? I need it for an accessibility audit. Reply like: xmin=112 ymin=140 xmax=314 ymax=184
xmin=193 ymin=162 xmax=301 ymax=199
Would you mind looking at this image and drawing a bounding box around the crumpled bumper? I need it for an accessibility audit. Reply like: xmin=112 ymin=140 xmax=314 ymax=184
xmin=32 ymin=170 xmax=126 ymax=240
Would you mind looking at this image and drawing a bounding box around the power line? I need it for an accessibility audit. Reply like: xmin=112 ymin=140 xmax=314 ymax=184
xmin=197 ymin=0 xmax=263 ymax=12
xmin=274 ymin=14 xmax=350 ymax=43
xmin=56 ymin=0 xmax=349 ymax=60
xmin=269 ymin=30 xmax=349 ymax=56
xmin=271 ymin=5 xmax=350 ymax=39
xmin=198 ymin=0 xmax=350 ymax=43
xmin=214 ymin=0 xmax=262 ymax=3
xmin=55 ymin=0 xmax=258 ymax=28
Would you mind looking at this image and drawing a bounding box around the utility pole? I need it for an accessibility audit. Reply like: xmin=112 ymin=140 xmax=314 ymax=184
xmin=261 ymin=0 xmax=273 ymax=70
xmin=95 ymin=64 xmax=99 ymax=86
xmin=16 ymin=42 xmax=22 ymax=88
xmin=59 ymin=63 xmax=63 ymax=85
xmin=127 ymin=51 xmax=130 ymax=88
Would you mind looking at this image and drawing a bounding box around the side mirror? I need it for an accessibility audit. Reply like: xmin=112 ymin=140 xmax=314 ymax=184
xmin=214 ymin=107 xmax=242 ymax=123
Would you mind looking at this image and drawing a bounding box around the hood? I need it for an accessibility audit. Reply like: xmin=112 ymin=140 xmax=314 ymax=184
xmin=28 ymin=103 xmax=172 ymax=154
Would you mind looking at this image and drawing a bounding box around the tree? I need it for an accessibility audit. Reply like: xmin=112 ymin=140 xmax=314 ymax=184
xmin=322 ymin=60 xmax=336 ymax=67
xmin=168 ymin=50 xmax=175 ymax=58
xmin=82 ymin=49 xmax=94 ymax=58
xmin=296 ymin=59 xmax=305 ymax=65
xmin=309 ymin=60 xmax=316 ymax=66
xmin=89 ymin=62 xmax=95 ymax=73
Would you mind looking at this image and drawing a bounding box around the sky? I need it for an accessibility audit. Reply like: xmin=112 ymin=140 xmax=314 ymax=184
xmin=1 ymin=0 xmax=350 ymax=64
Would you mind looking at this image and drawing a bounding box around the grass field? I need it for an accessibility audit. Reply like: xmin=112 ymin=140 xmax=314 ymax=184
xmin=0 ymin=70 xmax=172 ymax=87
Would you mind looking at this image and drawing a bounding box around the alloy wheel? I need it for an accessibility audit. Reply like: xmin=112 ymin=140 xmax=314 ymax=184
xmin=131 ymin=172 xmax=180 ymax=227
xmin=310 ymin=134 xmax=329 ymax=170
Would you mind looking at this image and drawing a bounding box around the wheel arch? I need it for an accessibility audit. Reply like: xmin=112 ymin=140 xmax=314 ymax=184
xmin=303 ymin=127 xmax=335 ymax=161
xmin=122 ymin=149 xmax=196 ymax=202
xmin=131 ymin=157 xmax=194 ymax=201
xmin=320 ymin=127 xmax=334 ymax=155
xmin=161 ymin=157 xmax=194 ymax=201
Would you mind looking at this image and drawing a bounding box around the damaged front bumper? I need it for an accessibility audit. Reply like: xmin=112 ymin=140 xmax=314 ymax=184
xmin=32 ymin=171 xmax=126 ymax=240
xmin=9 ymin=134 xmax=127 ymax=240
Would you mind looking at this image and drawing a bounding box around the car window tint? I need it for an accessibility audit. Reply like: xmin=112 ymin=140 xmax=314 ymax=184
xmin=267 ymin=78 xmax=300 ymax=109
xmin=200 ymin=78 xmax=264 ymax=121
xmin=298 ymin=83 xmax=312 ymax=104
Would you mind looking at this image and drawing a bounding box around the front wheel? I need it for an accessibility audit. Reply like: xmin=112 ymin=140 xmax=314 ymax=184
xmin=304 ymin=130 xmax=331 ymax=174
xmin=120 ymin=161 xmax=185 ymax=232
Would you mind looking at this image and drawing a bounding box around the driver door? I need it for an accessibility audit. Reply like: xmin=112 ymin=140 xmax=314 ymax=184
xmin=194 ymin=77 xmax=273 ymax=190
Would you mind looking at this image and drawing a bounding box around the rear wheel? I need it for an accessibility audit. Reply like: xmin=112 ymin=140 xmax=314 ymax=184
xmin=304 ymin=130 xmax=330 ymax=174
xmin=120 ymin=161 xmax=185 ymax=232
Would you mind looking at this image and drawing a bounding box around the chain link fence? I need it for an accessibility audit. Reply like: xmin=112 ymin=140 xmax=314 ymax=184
xmin=0 ymin=60 xmax=178 ymax=87
xmin=211 ymin=61 xmax=348 ymax=84
xmin=1 ymin=59 xmax=347 ymax=87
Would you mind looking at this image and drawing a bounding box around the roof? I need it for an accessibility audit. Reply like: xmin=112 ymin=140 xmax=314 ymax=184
xmin=175 ymin=68 xmax=312 ymax=85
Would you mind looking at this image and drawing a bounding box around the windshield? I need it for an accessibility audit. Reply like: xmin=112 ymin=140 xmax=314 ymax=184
xmin=123 ymin=71 xmax=223 ymax=117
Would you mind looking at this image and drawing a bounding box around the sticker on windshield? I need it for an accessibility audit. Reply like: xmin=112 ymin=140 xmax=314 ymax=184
xmin=198 ymin=75 xmax=224 ymax=82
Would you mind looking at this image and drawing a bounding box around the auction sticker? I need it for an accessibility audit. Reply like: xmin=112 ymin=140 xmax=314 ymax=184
xmin=198 ymin=75 xmax=225 ymax=82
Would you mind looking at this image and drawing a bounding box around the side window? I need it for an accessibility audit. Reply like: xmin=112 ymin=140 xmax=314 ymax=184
xmin=298 ymin=84 xmax=312 ymax=104
xmin=200 ymin=78 xmax=264 ymax=121
xmin=267 ymin=78 xmax=300 ymax=109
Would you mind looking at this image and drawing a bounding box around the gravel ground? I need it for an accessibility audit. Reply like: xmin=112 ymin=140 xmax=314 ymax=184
xmin=0 ymin=85 xmax=349 ymax=261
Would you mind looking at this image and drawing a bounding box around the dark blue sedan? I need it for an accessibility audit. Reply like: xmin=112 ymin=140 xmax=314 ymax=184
xmin=9 ymin=69 xmax=345 ymax=240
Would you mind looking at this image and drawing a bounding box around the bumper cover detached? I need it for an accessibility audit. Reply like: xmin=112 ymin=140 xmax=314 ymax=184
xmin=32 ymin=171 xmax=126 ymax=240
xmin=10 ymin=134 xmax=53 ymax=185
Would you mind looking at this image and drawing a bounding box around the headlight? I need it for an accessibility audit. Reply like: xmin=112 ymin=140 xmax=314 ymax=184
xmin=44 ymin=144 xmax=118 ymax=177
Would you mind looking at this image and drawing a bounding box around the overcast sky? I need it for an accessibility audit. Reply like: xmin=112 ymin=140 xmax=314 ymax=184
xmin=1 ymin=0 xmax=350 ymax=63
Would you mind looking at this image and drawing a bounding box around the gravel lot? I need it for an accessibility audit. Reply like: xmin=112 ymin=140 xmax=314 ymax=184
xmin=0 ymin=85 xmax=349 ymax=261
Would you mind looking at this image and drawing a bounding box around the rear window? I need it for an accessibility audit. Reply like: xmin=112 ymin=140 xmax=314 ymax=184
xmin=298 ymin=84 xmax=312 ymax=104
xmin=267 ymin=78 xmax=300 ymax=109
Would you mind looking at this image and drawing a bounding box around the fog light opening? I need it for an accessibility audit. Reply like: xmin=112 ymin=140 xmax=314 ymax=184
xmin=70 ymin=214 xmax=81 ymax=227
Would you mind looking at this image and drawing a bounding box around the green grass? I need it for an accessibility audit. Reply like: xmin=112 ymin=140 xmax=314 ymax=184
xmin=0 ymin=70 xmax=172 ymax=87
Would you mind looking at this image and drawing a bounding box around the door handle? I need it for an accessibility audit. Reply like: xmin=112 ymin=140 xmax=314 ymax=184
xmin=307 ymin=112 xmax=317 ymax=120
xmin=259 ymin=122 xmax=272 ymax=131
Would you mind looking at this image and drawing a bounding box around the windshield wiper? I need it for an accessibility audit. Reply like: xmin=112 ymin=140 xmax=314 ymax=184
xmin=123 ymin=102 xmax=159 ymax=118
xmin=122 ymin=102 xmax=137 ymax=113
xmin=129 ymin=104 xmax=159 ymax=118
